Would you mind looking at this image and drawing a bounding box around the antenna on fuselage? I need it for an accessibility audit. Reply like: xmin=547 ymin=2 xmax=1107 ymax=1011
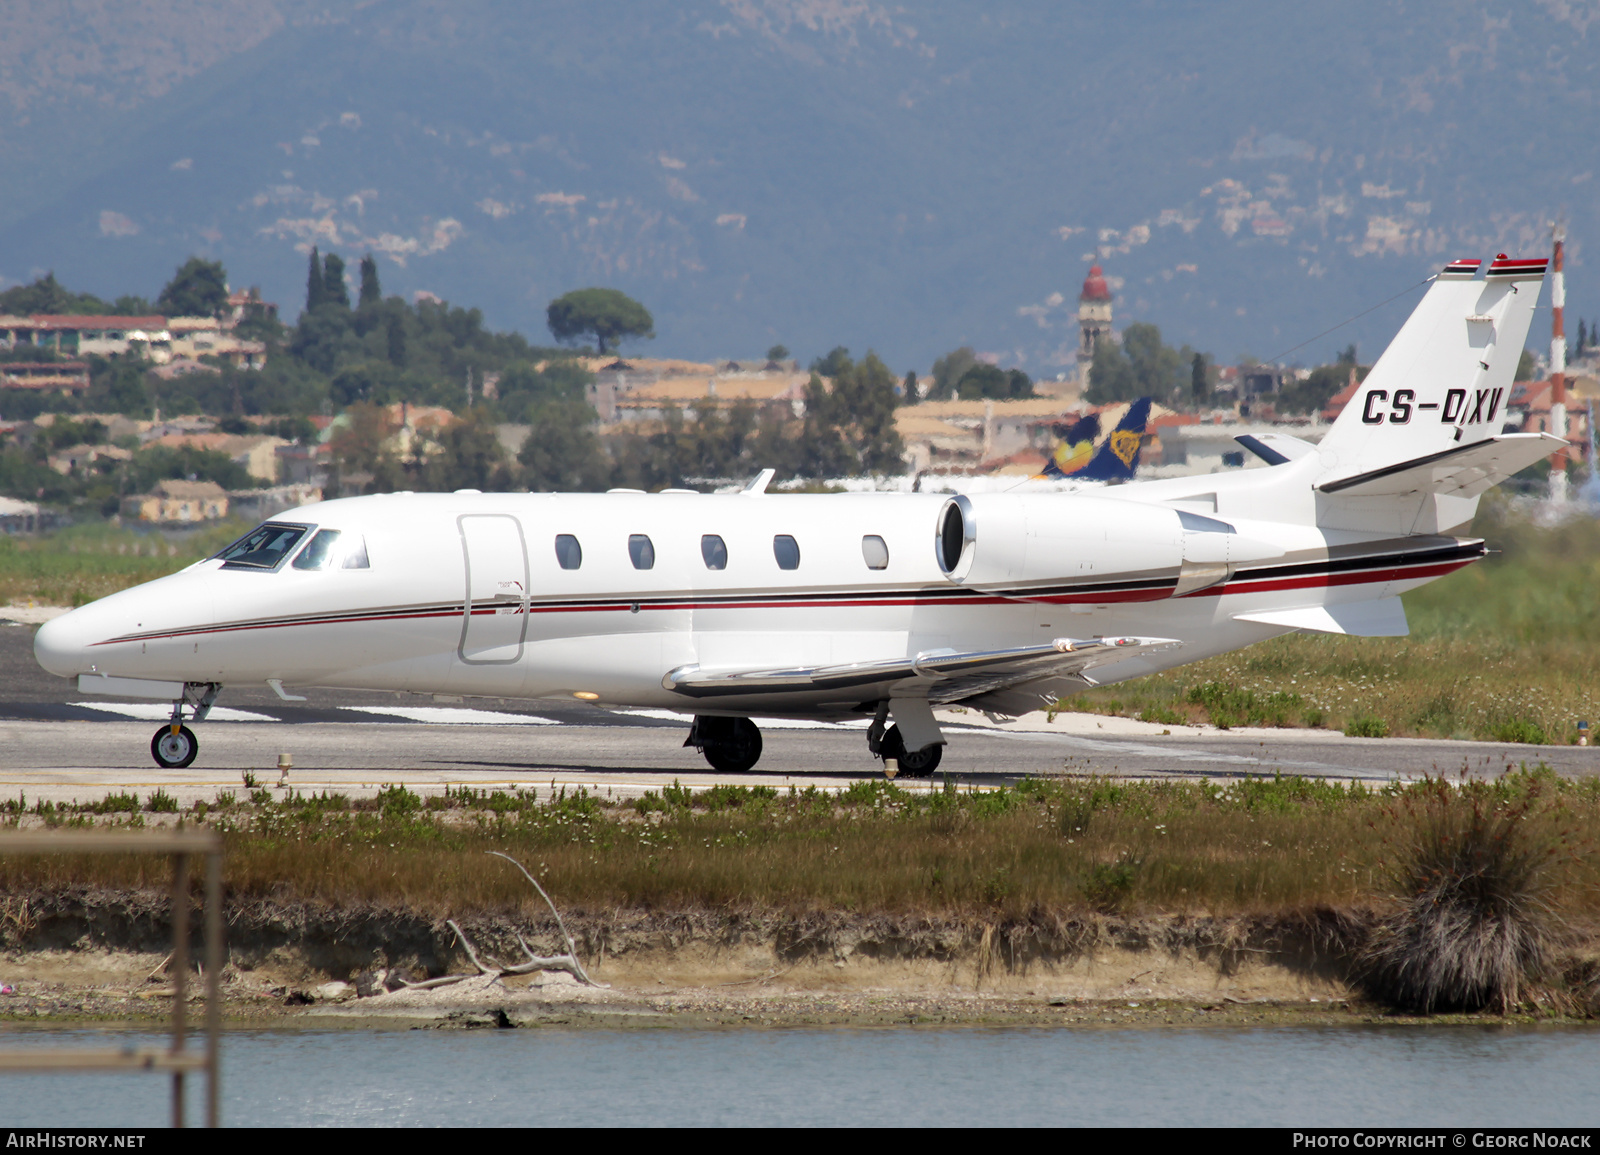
xmin=742 ymin=468 xmax=776 ymax=495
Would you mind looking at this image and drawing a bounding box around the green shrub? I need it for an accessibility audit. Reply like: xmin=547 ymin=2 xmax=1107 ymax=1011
xmin=1344 ymin=715 xmax=1390 ymax=738
xmin=1486 ymin=718 xmax=1548 ymax=745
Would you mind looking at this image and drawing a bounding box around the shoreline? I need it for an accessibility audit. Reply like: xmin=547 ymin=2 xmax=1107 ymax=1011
xmin=2 ymin=890 xmax=1595 ymax=1030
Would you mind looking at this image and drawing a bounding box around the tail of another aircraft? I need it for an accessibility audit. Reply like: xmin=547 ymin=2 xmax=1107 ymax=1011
xmin=1041 ymin=397 xmax=1152 ymax=482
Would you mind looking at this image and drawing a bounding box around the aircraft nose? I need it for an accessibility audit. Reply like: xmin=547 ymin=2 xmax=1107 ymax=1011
xmin=33 ymin=607 xmax=98 ymax=678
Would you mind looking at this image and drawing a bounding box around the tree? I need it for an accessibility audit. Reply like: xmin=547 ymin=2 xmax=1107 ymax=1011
xmin=1516 ymin=349 xmax=1536 ymax=382
xmin=902 ymin=369 xmax=919 ymax=404
xmin=358 ymin=254 xmax=382 ymax=308
xmin=0 ymin=273 xmax=112 ymax=316
xmin=809 ymin=346 xmax=852 ymax=379
xmin=1087 ymin=322 xmax=1187 ymax=404
xmin=156 ymin=257 xmax=228 ymax=317
xmin=546 ymin=288 xmax=654 ymax=355
xmin=520 ymin=397 xmax=610 ymax=490
xmin=766 ymin=344 xmax=790 ymax=362
xmin=304 ymin=247 xmax=326 ymax=313
xmin=955 ymin=364 xmax=1032 ymax=400
xmin=323 ymin=253 xmax=350 ymax=309
xmin=1191 ymin=352 xmax=1208 ymax=402
xmin=928 ymin=346 xmax=979 ymax=400
xmin=424 ymin=409 xmax=511 ymax=491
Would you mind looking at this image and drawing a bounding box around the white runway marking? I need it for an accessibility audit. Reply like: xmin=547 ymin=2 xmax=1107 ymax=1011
xmin=339 ymin=706 xmax=558 ymax=725
xmin=73 ymin=702 xmax=278 ymax=723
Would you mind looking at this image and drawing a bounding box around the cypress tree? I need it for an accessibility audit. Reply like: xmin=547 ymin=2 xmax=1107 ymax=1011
xmin=304 ymin=246 xmax=325 ymax=313
xmin=386 ymin=312 xmax=407 ymax=366
xmin=323 ymin=253 xmax=350 ymax=308
xmin=1192 ymin=352 xmax=1207 ymax=401
xmin=359 ymin=254 xmax=382 ymax=308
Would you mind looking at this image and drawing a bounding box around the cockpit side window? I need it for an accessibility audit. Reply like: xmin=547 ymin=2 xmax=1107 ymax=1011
xmin=215 ymin=523 xmax=309 ymax=571
xmin=341 ymin=535 xmax=371 ymax=569
xmin=292 ymin=529 xmax=341 ymax=570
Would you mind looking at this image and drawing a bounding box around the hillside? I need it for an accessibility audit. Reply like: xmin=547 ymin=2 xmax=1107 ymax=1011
xmin=0 ymin=0 xmax=1594 ymax=370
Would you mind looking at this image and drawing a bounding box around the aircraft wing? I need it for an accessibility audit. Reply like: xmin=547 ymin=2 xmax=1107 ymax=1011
xmin=663 ymin=635 xmax=1180 ymax=705
xmin=1317 ymin=433 xmax=1564 ymax=499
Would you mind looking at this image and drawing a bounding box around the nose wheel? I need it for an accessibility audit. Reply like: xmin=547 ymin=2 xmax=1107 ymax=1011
xmin=151 ymin=724 xmax=199 ymax=769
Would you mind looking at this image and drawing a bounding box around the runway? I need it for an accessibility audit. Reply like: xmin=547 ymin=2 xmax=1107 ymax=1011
xmin=2 ymin=618 xmax=1593 ymax=805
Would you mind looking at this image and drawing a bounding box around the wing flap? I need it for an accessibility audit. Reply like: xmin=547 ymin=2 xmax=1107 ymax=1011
xmin=1317 ymin=433 xmax=1562 ymax=498
xmin=663 ymin=635 xmax=1180 ymax=701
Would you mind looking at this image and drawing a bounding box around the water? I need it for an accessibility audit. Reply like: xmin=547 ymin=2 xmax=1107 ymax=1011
xmin=3 ymin=1025 xmax=1597 ymax=1127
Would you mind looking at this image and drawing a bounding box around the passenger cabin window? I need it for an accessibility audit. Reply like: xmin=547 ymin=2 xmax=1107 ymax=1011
xmin=773 ymin=534 xmax=801 ymax=571
xmin=555 ymin=534 xmax=583 ymax=570
xmin=215 ymin=523 xmax=308 ymax=571
xmin=861 ymin=535 xmax=889 ymax=570
xmin=628 ymin=534 xmax=655 ymax=570
xmin=701 ymin=534 xmax=727 ymax=570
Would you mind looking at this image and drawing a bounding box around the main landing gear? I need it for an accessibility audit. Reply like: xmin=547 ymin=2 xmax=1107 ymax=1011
xmin=867 ymin=703 xmax=943 ymax=777
xmin=149 ymin=682 xmax=221 ymax=769
xmin=686 ymin=716 xmax=764 ymax=773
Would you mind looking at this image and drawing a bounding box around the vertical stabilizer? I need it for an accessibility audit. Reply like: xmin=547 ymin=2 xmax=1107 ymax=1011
xmin=1317 ymin=257 xmax=1547 ymax=478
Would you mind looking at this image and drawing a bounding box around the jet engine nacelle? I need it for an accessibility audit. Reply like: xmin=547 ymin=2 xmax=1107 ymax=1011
xmin=936 ymin=493 xmax=1186 ymax=588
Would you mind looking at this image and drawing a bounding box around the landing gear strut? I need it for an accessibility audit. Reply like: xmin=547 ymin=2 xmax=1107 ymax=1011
xmin=686 ymin=715 xmax=763 ymax=773
xmin=867 ymin=702 xmax=943 ymax=777
xmin=149 ymin=682 xmax=220 ymax=769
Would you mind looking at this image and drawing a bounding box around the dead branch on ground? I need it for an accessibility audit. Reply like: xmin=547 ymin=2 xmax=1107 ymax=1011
xmin=397 ymin=854 xmax=604 ymax=991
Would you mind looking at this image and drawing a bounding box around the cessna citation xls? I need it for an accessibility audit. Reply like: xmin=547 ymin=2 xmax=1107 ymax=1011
xmin=36 ymin=255 xmax=1561 ymax=775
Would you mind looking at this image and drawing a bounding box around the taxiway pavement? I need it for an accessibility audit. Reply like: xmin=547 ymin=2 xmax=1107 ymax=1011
xmin=2 ymin=616 xmax=1592 ymax=805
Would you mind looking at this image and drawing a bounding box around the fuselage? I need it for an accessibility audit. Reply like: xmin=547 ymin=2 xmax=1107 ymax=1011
xmin=34 ymin=486 xmax=1481 ymax=720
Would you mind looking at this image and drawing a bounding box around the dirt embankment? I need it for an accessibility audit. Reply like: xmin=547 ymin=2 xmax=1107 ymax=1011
xmin=4 ymin=888 xmax=1597 ymax=1027
xmin=0 ymin=887 xmax=1397 ymax=1025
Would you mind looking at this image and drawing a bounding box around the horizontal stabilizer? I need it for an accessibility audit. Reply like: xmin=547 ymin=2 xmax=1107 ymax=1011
xmin=664 ymin=635 xmax=1180 ymax=704
xmin=1234 ymin=597 xmax=1409 ymax=637
xmin=1317 ymin=433 xmax=1563 ymax=499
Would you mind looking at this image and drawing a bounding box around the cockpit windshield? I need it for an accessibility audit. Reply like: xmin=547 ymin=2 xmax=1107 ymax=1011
xmin=214 ymin=523 xmax=310 ymax=571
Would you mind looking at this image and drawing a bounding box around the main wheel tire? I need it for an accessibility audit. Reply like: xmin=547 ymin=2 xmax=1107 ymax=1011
xmin=701 ymin=717 xmax=763 ymax=773
xmin=881 ymin=724 xmax=943 ymax=777
xmin=151 ymin=724 xmax=198 ymax=769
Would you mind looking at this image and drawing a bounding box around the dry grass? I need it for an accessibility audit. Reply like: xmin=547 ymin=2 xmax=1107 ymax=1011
xmin=1355 ymin=778 xmax=1580 ymax=1013
xmin=4 ymin=774 xmax=1597 ymax=923
xmin=0 ymin=520 xmax=248 ymax=606
xmin=1073 ymin=496 xmax=1600 ymax=743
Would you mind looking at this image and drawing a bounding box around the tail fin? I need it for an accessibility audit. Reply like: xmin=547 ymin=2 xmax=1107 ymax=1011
xmin=1317 ymin=256 xmax=1547 ymax=476
xmin=1042 ymin=397 xmax=1152 ymax=481
xmin=1314 ymin=256 xmax=1557 ymax=534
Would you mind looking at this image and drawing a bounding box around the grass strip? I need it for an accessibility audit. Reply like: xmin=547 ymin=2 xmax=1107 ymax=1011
xmin=4 ymin=771 xmax=1596 ymax=922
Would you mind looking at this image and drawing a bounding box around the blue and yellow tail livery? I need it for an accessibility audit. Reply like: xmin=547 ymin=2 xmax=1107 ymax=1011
xmin=1041 ymin=397 xmax=1152 ymax=482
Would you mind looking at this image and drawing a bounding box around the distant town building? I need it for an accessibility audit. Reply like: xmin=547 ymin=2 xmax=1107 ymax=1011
xmin=0 ymin=361 xmax=90 ymax=395
xmin=1077 ymin=264 xmax=1114 ymax=368
xmin=122 ymin=479 xmax=229 ymax=523
xmin=0 ymin=312 xmax=264 ymax=368
xmin=226 ymin=483 xmax=322 ymax=522
xmin=147 ymin=432 xmax=288 ymax=482
xmin=0 ymin=495 xmax=50 ymax=534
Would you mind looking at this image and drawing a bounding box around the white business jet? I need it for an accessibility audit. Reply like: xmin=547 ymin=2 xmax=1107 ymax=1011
xmin=36 ymin=255 xmax=1559 ymax=774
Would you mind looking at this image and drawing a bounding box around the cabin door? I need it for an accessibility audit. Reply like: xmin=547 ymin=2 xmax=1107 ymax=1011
xmin=458 ymin=514 xmax=530 ymax=664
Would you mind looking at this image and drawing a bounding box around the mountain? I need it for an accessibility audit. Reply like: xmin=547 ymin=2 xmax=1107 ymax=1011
xmin=1 ymin=0 xmax=1595 ymax=372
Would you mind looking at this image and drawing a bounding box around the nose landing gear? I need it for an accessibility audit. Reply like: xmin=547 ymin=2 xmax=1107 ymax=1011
xmin=151 ymin=723 xmax=198 ymax=769
xmin=149 ymin=682 xmax=221 ymax=769
xmin=686 ymin=715 xmax=763 ymax=773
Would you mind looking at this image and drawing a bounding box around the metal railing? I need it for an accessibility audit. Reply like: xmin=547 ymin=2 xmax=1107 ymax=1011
xmin=0 ymin=829 xmax=224 ymax=1127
